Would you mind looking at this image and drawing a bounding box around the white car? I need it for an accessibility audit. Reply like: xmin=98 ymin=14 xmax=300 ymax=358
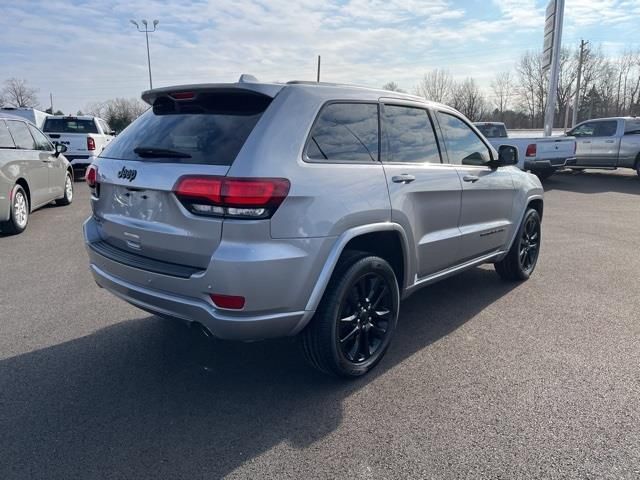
xmin=42 ymin=115 xmax=115 ymax=175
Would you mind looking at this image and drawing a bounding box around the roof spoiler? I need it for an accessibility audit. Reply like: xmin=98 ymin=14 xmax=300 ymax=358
xmin=141 ymin=74 xmax=282 ymax=106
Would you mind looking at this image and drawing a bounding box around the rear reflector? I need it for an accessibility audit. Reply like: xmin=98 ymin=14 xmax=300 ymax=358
xmin=525 ymin=144 xmax=537 ymax=157
xmin=210 ymin=294 xmax=245 ymax=310
xmin=175 ymin=176 xmax=290 ymax=219
xmin=86 ymin=164 xmax=98 ymax=188
xmin=87 ymin=137 xmax=96 ymax=151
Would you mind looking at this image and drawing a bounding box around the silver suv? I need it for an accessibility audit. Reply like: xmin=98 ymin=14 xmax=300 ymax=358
xmin=84 ymin=77 xmax=543 ymax=377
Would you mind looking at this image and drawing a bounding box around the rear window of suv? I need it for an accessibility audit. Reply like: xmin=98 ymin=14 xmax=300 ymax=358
xmin=99 ymin=91 xmax=272 ymax=166
xmin=43 ymin=118 xmax=99 ymax=134
xmin=0 ymin=120 xmax=15 ymax=148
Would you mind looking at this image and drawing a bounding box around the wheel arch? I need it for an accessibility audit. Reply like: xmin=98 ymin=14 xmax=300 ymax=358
xmin=303 ymin=223 xmax=411 ymax=315
xmin=503 ymin=195 xmax=544 ymax=255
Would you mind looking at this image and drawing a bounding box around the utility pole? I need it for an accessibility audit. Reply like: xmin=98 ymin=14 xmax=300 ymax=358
xmin=571 ymin=39 xmax=588 ymax=127
xmin=130 ymin=19 xmax=159 ymax=90
xmin=49 ymin=93 xmax=53 ymax=113
xmin=317 ymin=55 xmax=321 ymax=82
xmin=543 ymin=0 xmax=565 ymax=137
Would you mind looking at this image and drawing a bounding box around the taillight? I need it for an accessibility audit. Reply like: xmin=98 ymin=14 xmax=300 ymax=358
xmin=87 ymin=137 xmax=96 ymax=151
xmin=175 ymin=176 xmax=290 ymax=219
xmin=86 ymin=164 xmax=98 ymax=188
xmin=525 ymin=144 xmax=537 ymax=157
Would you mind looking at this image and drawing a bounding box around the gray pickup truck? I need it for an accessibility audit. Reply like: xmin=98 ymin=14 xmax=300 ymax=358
xmin=567 ymin=117 xmax=640 ymax=176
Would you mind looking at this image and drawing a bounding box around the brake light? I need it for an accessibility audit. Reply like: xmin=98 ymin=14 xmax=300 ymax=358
xmin=87 ymin=137 xmax=96 ymax=151
xmin=525 ymin=144 xmax=537 ymax=157
xmin=86 ymin=164 xmax=98 ymax=188
xmin=169 ymin=91 xmax=195 ymax=100
xmin=210 ymin=294 xmax=245 ymax=310
xmin=175 ymin=176 xmax=290 ymax=219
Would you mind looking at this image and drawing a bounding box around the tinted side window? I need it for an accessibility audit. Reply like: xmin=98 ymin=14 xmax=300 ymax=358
xmin=437 ymin=112 xmax=490 ymax=166
xmin=624 ymin=120 xmax=640 ymax=134
xmin=305 ymin=103 xmax=378 ymax=162
xmin=0 ymin=120 xmax=15 ymax=148
xmin=593 ymin=121 xmax=617 ymax=137
xmin=29 ymin=125 xmax=53 ymax=151
xmin=382 ymin=105 xmax=440 ymax=164
xmin=7 ymin=121 xmax=37 ymax=150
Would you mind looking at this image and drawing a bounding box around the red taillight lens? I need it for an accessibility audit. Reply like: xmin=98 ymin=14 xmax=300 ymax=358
xmin=210 ymin=294 xmax=245 ymax=310
xmin=174 ymin=176 xmax=290 ymax=219
xmin=86 ymin=164 xmax=98 ymax=188
xmin=87 ymin=137 xmax=96 ymax=151
xmin=525 ymin=144 xmax=537 ymax=157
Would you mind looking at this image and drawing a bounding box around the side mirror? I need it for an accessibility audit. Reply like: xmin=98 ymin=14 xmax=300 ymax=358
xmin=54 ymin=143 xmax=68 ymax=157
xmin=109 ymin=130 xmax=117 ymax=136
xmin=495 ymin=144 xmax=518 ymax=167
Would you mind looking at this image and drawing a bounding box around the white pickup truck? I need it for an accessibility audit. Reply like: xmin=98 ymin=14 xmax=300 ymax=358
xmin=474 ymin=122 xmax=576 ymax=179
xmin=42 ymin=116 xmax=115 ymax=174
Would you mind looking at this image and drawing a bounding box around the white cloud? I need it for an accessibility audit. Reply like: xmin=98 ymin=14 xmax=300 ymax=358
xmin=0 ymin=0 xmax=638 ymax=112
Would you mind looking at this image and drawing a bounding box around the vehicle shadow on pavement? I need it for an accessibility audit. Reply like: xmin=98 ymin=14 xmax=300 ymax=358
xmin=0 ymin=267 xmax=518 ymax=480
xmin=544 ymin=170 xmax=639 ymax=195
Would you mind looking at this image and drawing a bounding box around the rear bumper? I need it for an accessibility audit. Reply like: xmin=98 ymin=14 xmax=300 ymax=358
xmin=65 ymin=155 xmax=97 ymax=167
xmin=83 ymin=216 xmax=331 ymax=341
xmin=89 ymin=263 xmax=309 ymax=340
xmin=524 ymin=157 xmax=576 ymax=170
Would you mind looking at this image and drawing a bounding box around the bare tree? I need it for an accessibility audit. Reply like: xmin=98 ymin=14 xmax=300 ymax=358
xmin=1 ymin=78 xmax=39 ymax=108
xmin=414 ymin=69 xmax=453 ymax=103
xmin=381 ymin=81 xmax=405 ymax=93
xmin=490 ymin=72 xmax=514 ymax=120
xmin=450 ymin=78 xmax=486 ymax=121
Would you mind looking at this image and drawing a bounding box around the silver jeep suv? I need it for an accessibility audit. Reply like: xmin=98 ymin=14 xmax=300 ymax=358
xmin=84 ymin=77 xmax=543 ymax=377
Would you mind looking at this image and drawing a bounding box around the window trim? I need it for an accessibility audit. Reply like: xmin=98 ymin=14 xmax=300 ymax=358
xmin=434 ymin=110 xmax=494 ymax=167
xmin=379 ymin=102 xmax=444 ymax=165
xmin=302 ymin=100 xmax=381 ymax=165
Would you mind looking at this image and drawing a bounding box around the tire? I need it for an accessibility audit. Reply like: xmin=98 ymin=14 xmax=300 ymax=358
xmin=495 ymin=208 xmax=541 ymax=282
xmin=301 ymin=252 xmax=400 ymax=378
xmin=56 ymin=172 xmax=74 ymax=206
xmin=1 ymin=184 xmax=29 ymax=235
xmin=534 ymin=168 xmax=555 ymax=181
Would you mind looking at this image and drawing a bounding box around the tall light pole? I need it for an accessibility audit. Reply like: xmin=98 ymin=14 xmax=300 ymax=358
xmin=130 ymin=19 xmax=159 ymax=90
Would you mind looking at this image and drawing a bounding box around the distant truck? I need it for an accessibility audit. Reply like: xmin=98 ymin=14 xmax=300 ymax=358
xmin=0 ymin=107 xmax=50 ymax=129
xmin=565 ymin=117 xmax=640 ymax=176
xmin=42 ymin=115 xmax=115 ymax=175
xmin=474 ymin=122 xmax=576 ymax=179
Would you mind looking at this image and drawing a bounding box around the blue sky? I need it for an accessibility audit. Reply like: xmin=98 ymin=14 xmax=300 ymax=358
xmin=2 ymin=0 xmax=639 ymax=113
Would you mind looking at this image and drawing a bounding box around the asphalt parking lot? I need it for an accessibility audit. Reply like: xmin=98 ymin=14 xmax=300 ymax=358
xmin=1 ymin=170 xmax=639 ymax=479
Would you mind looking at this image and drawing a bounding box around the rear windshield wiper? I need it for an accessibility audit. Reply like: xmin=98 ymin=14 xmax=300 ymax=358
xmin=133 ymin=147 xmax=192 ymax=158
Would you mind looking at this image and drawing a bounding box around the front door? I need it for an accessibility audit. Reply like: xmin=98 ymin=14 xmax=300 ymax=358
xmin=6 ymin=120 xmax=49 ymax=208
xmin=589 ymin=120 xmax=620 ymax=167
xmin=435 ymin=111 xmax=515 ymax=262
xmin=380 ymin=102 xmax=463 ymax=278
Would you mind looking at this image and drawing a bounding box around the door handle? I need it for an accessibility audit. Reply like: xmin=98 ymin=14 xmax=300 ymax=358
xmin=392 ymin=174 xmax=416 ymax=184
xmin=463 ymin=175 xmax=480 ymax=183
xmin=583 ymin=141 xmax=591 ymax=144
xmin=605 ymin=140 xmax=615 ymax=143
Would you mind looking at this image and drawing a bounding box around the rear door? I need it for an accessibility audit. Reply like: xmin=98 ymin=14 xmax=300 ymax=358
xmin=380 ymin=102 xmax=462 ymax=277
xmin=91 ymin=89 xmax=273 ymax=270
xmin=6 ymin=120 xmax=50 ymax=208
xmin=29 ymin=124 xmax=63 ymax=200
xmin=436 ymin=111 xmax=515 ymax=261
